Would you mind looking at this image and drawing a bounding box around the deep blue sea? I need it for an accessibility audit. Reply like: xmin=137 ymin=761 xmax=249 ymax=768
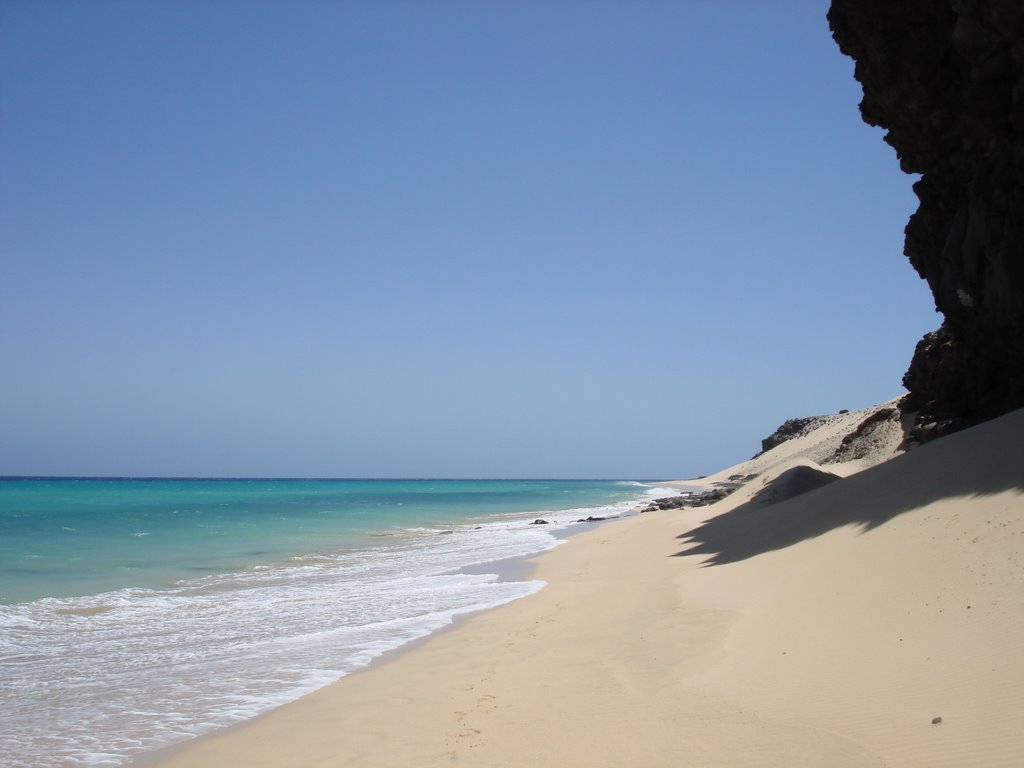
xmin=0 ymin=477 xmax=677 ymax=767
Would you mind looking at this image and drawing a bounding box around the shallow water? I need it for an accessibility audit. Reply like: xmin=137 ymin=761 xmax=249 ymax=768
xmin=0 ymin=478 xmax=674 ymax=767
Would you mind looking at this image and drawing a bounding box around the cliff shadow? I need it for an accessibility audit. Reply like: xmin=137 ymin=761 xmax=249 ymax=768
xmin=675 ymin=408 xmax=1024 ymax=566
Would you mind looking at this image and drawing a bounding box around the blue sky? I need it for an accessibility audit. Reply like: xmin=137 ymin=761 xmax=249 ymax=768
xmin=0 ymin=1 xmax=936 ymax=479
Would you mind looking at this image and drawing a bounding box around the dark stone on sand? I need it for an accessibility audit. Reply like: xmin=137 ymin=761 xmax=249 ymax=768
xmin=576 ymin=516 xmax=608 ymax=523
xmin=648 ymin=486 xmax=738 ymax=511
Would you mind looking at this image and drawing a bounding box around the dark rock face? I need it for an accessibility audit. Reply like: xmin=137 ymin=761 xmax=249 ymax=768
xmin=756 ymin=416 xmax=831 ymax=457
xmin=828 ymin=0 xmax=1024 ymax=436
xmin=829 ymin=406 xmax=900 ymax=462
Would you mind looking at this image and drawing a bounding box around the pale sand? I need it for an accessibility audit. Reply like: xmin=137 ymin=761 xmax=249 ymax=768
xmin=150 ymin=407 xmax=1024 ymax=767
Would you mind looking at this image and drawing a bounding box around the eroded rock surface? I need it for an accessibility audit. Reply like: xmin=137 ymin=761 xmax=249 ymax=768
xmin=829 ymin=0 xmax=1024 ymax=437
xmin=828 ymin=406 xmax=903 ymax=462
xmin=755 ymin=415 xmax=833 ymax=458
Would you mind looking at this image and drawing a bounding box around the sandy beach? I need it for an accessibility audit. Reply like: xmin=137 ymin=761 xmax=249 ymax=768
xmin=149 ymin=404 xmax=1024 ymax=767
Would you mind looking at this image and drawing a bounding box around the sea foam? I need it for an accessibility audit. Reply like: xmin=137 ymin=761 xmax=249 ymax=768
xmin=0 ymin=494 xmax=642 ymax=768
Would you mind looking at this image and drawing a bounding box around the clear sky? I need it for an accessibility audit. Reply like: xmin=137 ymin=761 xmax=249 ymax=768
xmin=0 ymin=0 xmax=937 ymax=479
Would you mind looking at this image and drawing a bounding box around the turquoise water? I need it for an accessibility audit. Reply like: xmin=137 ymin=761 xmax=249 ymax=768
xmin=0 ymin=477 xmax=676 ymax=767
xmin=0 ymin=477 xmax=650 ymax=604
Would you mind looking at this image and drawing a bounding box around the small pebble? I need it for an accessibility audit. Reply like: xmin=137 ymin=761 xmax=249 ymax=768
xmin=931 ymin=716 xmax=943 ymax=725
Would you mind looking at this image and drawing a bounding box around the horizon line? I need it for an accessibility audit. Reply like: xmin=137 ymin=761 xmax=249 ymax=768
xmin=0 ymin=475 xmax=674 ymax=483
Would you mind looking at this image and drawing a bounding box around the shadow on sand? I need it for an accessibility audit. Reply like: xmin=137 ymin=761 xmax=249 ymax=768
xmin=675 ymin=408 xmax=1024 ymax=566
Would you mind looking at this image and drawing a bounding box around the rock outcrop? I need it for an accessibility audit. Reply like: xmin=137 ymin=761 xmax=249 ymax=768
xmin=643 ymin=486 xmax=738 ymax=512
xmin=828 ymin=406 xmax=902 ymax=462
xmin=755 ymin=415 xmax=833 ymax=457
xmin=828 ymin=1 xmax=1024 ymax=438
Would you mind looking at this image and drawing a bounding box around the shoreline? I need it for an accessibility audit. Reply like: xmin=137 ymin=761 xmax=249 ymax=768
xmin=132 ymin=510 xmax=646 ymax=767
xmin=142 ymin=508 xmax=703 ymax=767
xmin=2 ymin=480 xmax=667 ymax=768
xmin=143 ymin=405 xmax=1024 ymax=767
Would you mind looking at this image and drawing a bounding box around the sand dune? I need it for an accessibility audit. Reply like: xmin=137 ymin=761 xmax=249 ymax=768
xmin=686 ymin=398 xmax=906 ymax=489
xmin=149 ymin=407 xmax=1024 ymax=767
xmin=677 ymin=407 xmax=1024 ymax=767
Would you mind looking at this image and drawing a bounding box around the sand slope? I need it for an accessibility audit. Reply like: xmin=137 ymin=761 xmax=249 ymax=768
xmin=149 ymin=408 xmax=1024 ymax=768
xmin=679 ymin=397 xmax=907 ymax=490
xmin=678 ymin=407 xmax=1024 ymax=767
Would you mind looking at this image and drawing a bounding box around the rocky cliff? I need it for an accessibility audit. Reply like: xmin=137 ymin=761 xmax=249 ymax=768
xmin=828 ymin=0 xmax=1024 ymax=439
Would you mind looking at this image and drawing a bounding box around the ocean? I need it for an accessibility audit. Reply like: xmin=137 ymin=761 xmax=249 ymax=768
xmin=0 ymin=477 xmax=676 ymax=767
